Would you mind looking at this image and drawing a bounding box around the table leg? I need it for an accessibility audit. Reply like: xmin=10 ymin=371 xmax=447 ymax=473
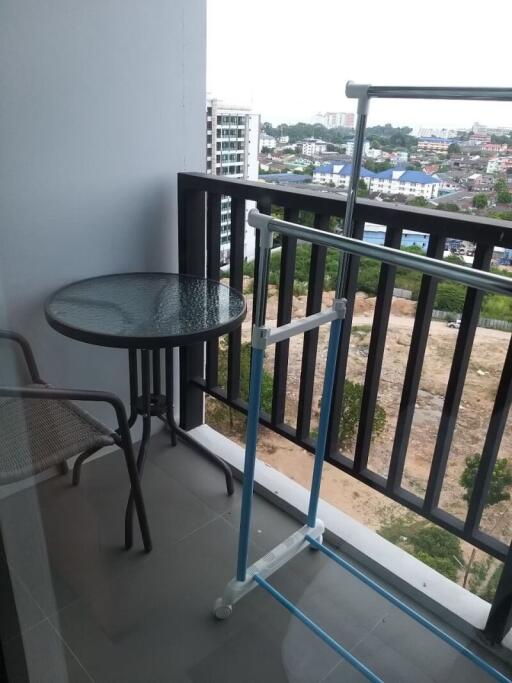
xmin=124 ymin=349 xmax=153 ymax=549
xmin=162 ymin=347 xmax=234 ymax=496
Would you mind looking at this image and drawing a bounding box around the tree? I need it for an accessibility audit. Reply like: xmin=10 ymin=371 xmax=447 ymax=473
xmin=459 ymin=454 xmax=512 ymax=590
xmin=448 ymin=142 xmax=461 ymax=155
xmin=357 ymin=179 xmax=369 ymax=198
xmin=408 ymin=196 xmax=429 ymax=207
xmin=435 ymin=282 xmax=466 ymax=312
xmin=472 ymin=193 xmax=488 ymax=209
xmin=497 ymin=188 xmax=512 ymax=204
xmin=460 ymin=455 xmax=512 ymax=506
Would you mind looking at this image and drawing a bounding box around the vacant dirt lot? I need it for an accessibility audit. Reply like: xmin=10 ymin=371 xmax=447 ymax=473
xmin=209 ymin=282 xmax=512 ymax=573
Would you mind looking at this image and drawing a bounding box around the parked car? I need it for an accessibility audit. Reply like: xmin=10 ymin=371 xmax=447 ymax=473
xmin=447 ymin=319 xmax=461 ymax=328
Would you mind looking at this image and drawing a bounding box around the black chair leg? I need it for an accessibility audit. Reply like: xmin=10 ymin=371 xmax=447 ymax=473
xmin=122 ymin=445 xmax=152 ymax=553
xmin=58 ymin=461 xmax=69 ymax=475
xmin=72 ymin=446 xmax=102 ymax=486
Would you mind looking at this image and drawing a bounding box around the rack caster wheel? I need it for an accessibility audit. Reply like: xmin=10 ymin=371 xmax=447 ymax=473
xmin=309 ymin=534 xmax=323 ymax=551
xmin=213 ymin=598 xmax=233 ymax=620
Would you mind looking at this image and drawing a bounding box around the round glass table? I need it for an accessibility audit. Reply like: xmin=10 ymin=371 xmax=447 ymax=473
xmin=46 ymin=272 xmax=246 ymax=547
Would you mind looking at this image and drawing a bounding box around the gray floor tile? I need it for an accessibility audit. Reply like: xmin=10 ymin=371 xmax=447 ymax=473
xmin=2 ymin=450 xmax=218 ymax=616
xmin=351 ymin=609 xmax=512 ymax=683
xmin=48 ymin=516 xmax=309 ymax=682
xmin=2 ymin=437 xmax=509 ymax=683
xmin=3 ymin=619 xmax=92 ymax=683
xmin=0 ymin=574 xmax=45 ymax=642
xmin=150 ymin=430 xmax=242 ymax=514
xmin=222 ymin=492 xmax=301 ymax=556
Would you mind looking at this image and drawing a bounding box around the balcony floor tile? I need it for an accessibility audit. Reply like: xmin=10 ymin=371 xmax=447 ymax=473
xmin=1 ymin=432 xmax=511 ymax=682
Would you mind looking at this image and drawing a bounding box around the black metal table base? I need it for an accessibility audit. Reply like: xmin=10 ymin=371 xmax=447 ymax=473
xmin=123 ymin=348 xmax=234 ymax=549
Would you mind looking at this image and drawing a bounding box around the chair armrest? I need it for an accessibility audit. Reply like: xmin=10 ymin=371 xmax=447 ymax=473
xmin=0 ymin=330 xmax=42 ymax=383
xmin=0 ymin=385 xmax=132 ymax=447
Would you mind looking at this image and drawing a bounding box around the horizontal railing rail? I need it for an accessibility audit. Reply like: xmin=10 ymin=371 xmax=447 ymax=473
xmin=178 ymin=171 xmax=512 ymax=643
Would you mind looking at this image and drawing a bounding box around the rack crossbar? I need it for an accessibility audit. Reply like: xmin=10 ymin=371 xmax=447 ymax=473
xmin=254 ymin=574 xmax=384 ymax=683
xmin=306 ymin=536 xmax=511 ymax=683
xmin=247 ymin=210 xmax=512 ymax=297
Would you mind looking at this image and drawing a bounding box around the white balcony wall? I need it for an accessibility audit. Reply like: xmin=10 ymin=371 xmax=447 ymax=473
xmin=0 ymin=1 xmax=206 ymax=424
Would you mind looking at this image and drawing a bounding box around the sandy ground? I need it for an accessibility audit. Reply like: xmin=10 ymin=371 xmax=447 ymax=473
xmin=208 ymin=281 xmax=512 ymax=574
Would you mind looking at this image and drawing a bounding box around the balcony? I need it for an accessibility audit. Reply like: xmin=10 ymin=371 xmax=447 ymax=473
xmin=2 ymin=3 xmax=512 ymax=680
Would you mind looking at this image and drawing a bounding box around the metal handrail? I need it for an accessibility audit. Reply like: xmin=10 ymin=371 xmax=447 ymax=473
xmin=346 ymin=82 xmax=512 ymax=102
xmin=248 ymin=209 xmax=512 ymax=297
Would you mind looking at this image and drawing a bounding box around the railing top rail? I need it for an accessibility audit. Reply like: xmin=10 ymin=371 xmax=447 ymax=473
xmin=248 ymin=209 xmax=512 ymax=297
xmin=346 ymin=81 xmax=512 ymax=102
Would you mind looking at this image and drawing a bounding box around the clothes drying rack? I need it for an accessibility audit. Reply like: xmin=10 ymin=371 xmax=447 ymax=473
xmin=213 ymin=83 xmax=512 ymax=683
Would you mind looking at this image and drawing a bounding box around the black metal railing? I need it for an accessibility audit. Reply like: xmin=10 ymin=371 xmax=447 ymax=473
xmin=178 ymin=171 xmax=512 ymax=643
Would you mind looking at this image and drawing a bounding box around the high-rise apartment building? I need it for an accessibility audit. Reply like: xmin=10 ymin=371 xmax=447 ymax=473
xmin=315 ymin=111 xmax=355 ymax=129
xmin=207 ymin=99 xmax=259 ymax=265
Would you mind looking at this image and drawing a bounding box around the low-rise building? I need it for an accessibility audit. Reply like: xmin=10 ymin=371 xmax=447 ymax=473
xmin=417 ymin=137 xmax=451 ymax=153
xmin=487 ymin=157 xmax=512 ymax=174
xmin=345 ymin=138 xmax=371 ymax=157
xmin=370 ymin=168 xmax=440 ymax=199
xmin=300 ymin=138 xmax=328 ymax=156
xmin=483 ymin=143 xmax=508 ymax=153
xmin=312 ymin=163 xmax=440 ymax=199
xmin=363 ymin=224 xmax=430 ymax=251
xmin=259 ymin=132 xmax=277 ymax=152
xmin=279 ymin=135 xmax=289 ymax=144
xmin=312 ymin=161 xmax=375 ymax=189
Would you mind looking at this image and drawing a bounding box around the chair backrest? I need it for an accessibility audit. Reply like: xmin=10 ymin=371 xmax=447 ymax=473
xmin=0 ymin=338 xmax=34 ymax=388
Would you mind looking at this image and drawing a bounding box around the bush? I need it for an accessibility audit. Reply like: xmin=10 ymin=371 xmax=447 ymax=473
xmin=338 ymin=380 xmax=386 ymax=448
xmin=207 ymin=341 xmax=274 ymax=437
xmin=472 ymin=193 xmax=488 ymax=209
xmin=435 ymin=282 xmax=466 ymax=312
xmin=379 ymin=515 xmax=463 ymax=582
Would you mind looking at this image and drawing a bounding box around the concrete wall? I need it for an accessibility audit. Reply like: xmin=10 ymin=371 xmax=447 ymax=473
xmin=0 ymin=1 xmax=206 ymax=423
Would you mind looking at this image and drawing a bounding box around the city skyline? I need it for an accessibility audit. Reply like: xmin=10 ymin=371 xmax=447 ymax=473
xmin=208 ymin=0 xmax=512 ymax=130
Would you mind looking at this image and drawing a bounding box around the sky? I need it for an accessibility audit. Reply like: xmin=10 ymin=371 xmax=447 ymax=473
xmin=207 ymin=0 xmax=512 ymax=130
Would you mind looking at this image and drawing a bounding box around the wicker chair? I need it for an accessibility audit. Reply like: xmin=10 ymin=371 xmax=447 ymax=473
xmin=0 ymin=330 xmax=151 ymax=552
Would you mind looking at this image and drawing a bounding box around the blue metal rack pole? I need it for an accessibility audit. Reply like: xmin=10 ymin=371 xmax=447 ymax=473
xmin=306 ymin=535 xmax=511 ymax=683
xmin=254 ymin=575 xmax=384 ymax=683
xmin=236 ymin=344 xmax=265 ymax=582
xmin=308 ymin=313 xmax=345 ymax=528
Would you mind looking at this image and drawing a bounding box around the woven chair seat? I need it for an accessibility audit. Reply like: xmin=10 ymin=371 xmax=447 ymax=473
xmin=0 ymin=385 xmax=115 ymax=484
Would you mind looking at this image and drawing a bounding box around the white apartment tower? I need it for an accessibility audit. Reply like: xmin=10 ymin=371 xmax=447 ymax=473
xmin=207 ymin=99 xmax=259 ymax=265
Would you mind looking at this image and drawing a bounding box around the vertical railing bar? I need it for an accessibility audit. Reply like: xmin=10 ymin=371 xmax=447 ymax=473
xmin=177 ymin=178 xmax=206 ymax=430
xmin=206 ymin=193 xmax=222 ymax=389
xmin=387 ymin=234 xmax=445 ymax=491
xmin=423 ymin=242 xmax=493 ymax=513
xmin=271 ymin=207 xmax=299 ymax=425
xmin=485 ymin=542 xmax=512 ymax=644
xmin=296 ymin=214 xmax=329 ymax=441
xmin=465 ymin=334 xmax=512 ymax=534
xmin=227 ymin=196 xmax=245 ymax=401
xmin=326 ymin=218 xmax=365 ymax=457
xmin=353 ymin=225 xmax=402 ymax=474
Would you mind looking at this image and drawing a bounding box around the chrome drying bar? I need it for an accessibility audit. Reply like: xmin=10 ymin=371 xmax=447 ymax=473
xmin=248 ymin=208 xmax=512 ymax=298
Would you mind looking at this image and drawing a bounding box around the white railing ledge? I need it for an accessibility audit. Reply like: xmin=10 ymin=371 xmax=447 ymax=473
xmin=190 ymin=423 xmax=512 ymax=661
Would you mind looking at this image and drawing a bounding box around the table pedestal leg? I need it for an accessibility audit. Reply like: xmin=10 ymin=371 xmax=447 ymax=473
xmin=124 ymin=346 xmax=235 ymax=548
xmin=125 ymin=350 xmax=153 ymax=549
xmin=162 ymin=348 xmax=234 ymax=496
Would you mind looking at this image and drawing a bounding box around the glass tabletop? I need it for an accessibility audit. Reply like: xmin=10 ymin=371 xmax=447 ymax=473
xmin=45 ymin=273 xmax=246 ymax=348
